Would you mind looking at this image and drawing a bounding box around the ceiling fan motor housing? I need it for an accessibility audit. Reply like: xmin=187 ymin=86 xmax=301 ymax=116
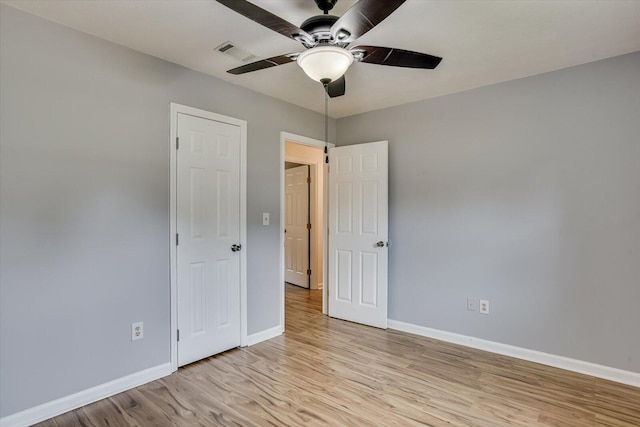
xmin=301 ymin=15 xmax=339 ymax=44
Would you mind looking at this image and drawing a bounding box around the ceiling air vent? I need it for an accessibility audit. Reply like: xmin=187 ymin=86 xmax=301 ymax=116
xmin=215 ymin=41 xmax=257 ymax=63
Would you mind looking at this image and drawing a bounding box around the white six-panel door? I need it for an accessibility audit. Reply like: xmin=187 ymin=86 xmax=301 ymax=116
xmin=328 ymin=141 xmax=388 ymax=329
xmin=285 ymin=165 xmax=310 ymax=288
xmin=177 ymin=113 xmax=241 ymax=367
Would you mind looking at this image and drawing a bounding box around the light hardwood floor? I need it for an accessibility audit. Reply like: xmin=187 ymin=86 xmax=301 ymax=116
xmin=37 ymin=284 xmax=639 ymax=426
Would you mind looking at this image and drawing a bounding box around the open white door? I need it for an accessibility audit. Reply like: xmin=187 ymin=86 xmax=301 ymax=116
xmin=285 ymin=165 xmax=310 ymax=288
xmin=176 ymin=112 xmax=241 ymax=367
xmin=328 ymin=141 xmax=388 ymax=329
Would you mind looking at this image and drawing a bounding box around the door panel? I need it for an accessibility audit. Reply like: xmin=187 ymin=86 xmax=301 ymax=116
xmin=285 ymin=165 xmax=310 ymax=288
xmin=177 ymin=113 xmax=241 ymax=367
xmin=360 ymin=251 xmax=378 ymax=306
xmin=329 ymin=141 xmax=388 ymax=329
xmin=336 ymin=250 xmax=353 ymax=301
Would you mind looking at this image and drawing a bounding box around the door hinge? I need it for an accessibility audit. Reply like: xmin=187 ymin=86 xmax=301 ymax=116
xmin=176 ymin=137 xmax=179 ymax=150
xmin=307 ymin=269 xmax=312 ymax=276
xmin=177 ymin=329 xmax=180 ymax=342
xmin=306 ymin=177 xmax=311 ymax=184
xmin=176 ymin=233 xmax=179 ymax=246
xmin=307 ymin=223 xmax=312 ymax=230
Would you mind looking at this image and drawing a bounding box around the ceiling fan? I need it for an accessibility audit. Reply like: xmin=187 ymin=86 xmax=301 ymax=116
xmin=216 ymin=0 xmax=442 ymax=98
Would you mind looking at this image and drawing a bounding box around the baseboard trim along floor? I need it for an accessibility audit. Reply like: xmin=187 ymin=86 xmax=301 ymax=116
xmin=2 ymin=324 xmax=285 ymax=427
xmin=4 ymin=318 xmax=637 ymax=426
xmin=246 ymin=324 xmax=284 ymax=347
xmin=388 ymin=319 xmax=640 ymax=388
xmin=0 ymin=363 xmax=172 ymax=427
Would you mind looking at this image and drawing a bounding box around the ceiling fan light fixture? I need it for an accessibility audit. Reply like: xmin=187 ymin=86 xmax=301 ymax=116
xmin=297 ymin=46 xmax=354 ymax=83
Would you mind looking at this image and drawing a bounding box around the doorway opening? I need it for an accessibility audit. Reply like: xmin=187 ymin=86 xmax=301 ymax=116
xmin=284 ymin=143 xmax=322 ymax=303
xmin=279 ymin=132 xmax=334 ymax=328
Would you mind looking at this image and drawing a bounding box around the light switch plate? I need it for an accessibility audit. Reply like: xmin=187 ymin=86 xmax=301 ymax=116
xmin=262 ymin=212 xmax=269 ymax=226
xmin=467 ymin=297 xmax=478 ymax=311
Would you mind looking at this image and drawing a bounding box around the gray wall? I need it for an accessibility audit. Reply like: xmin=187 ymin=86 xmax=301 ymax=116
xmin=337 ymin=51 xmax=640 ymax=373
xmin=0 ymin=4 xmax=335 ymax=417
xmin=2 ymin=2 xmax=639 ymax=420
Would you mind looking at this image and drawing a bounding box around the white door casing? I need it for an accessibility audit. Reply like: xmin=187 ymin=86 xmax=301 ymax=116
xmin=176 ymin=112 xmax=242 ymax=367
xmin=328 ymin=141 xmax=388 ymax=329
xmin=285 ymin=165 xmax=310 ymax=288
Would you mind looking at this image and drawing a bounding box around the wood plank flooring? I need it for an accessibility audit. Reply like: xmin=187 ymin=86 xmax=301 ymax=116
xmin=37 ymin=284 xmax=639 ymax=426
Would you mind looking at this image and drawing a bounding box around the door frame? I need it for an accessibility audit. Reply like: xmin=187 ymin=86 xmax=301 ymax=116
xmin=280 ymin=132 xmax=334 ymax=324
xmin=169 ymin=103 xmax=248 ymax=372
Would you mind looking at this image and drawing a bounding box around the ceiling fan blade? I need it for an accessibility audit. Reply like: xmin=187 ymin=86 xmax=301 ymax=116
xmin=352 ymin=45 xmax=442 ymax=69
xmin=325 ymin=75 xmax=346 ymax=98
xmin=216 ymin=0 xmax=313 ymax=45
xmin=330 ymin=0 xmax=406 ymax=43
xmin=227 ymin=54 xmax=297 ymax=75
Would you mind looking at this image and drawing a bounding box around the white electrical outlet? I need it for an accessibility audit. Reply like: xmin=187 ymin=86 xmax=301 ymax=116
xmin=132 ymin=322 xmax=143 ymax=341
xmin=467 ymin=297 xmax=478 ymax=311
xmin=262 ymin=212 xmax=269 ymax=226
xmin=480 ymin=299 xmax=490 ymax=314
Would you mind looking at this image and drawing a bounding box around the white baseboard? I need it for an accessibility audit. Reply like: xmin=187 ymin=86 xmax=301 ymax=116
xmin=388 ymin=320 xmax=640 ymax=388
xmin=0 ymin=363 xmax=172 ymax=427
xmin=246 ymin=324 xmax=283 ymax=346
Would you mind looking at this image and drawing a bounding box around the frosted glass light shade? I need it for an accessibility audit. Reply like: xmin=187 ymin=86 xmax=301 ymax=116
xmin=297 ymin=46 xmax=354 ymax=83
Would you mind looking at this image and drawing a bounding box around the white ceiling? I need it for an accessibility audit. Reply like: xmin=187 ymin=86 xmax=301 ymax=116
xmin=4 ymin=0 xmax=640 ymax=118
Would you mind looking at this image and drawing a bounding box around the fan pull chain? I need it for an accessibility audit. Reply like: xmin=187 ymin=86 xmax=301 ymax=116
xmin=324 ymin=83 xmax=329 ymax=164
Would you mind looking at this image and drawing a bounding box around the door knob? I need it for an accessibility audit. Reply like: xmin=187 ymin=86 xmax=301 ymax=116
xmin=231 ymin=244 xmax=242 ymax=252
xmin=375 ymin=241 xmax=385 ymax=247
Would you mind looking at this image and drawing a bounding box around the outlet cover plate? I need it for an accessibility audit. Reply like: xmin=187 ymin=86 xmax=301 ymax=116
xmin=132 ymin=322 xmax=144 ymax=341
xmin=480 ymin=300 xmax=490 ymax=314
